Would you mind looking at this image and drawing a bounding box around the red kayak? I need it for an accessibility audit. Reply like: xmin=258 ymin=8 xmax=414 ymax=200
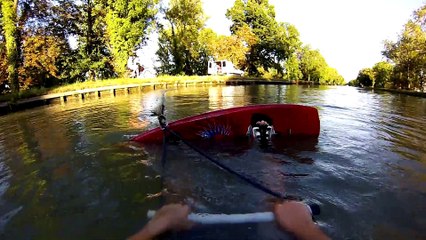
xmin=132 ymin=104 xmax=320 ymax=144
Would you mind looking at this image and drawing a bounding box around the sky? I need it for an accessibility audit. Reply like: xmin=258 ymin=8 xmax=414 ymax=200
xmin=202 ymin=0 xmax=425 ymax=81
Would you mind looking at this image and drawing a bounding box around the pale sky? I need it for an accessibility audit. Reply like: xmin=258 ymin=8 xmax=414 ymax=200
xmin=203 ymin=0 xmax=425 ymax=81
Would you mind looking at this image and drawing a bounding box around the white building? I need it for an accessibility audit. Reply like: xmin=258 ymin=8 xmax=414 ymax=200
xmin=207 ymin=60 xmax=244 ymax=76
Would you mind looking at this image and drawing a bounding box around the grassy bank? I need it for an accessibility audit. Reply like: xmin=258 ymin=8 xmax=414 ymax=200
xmin=0 ymin=76 xmax=232 ymax=103
xmin=0 ymin=75 xmax=299 ymax=104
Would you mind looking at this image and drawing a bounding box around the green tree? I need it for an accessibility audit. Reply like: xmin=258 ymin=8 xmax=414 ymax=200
xmin=72 ymin=0 xmax=115 ymax=80
xmin=372 ymin=61 xmax=393 ymax=88
xmin=299 ymin=46 xmax=326 ymax=82
xmin=383 ymin=4 xmax=426 ymax=90
xmin=226 ymin=0 xmax=301 ymax=77
xmin=348 ymin=79 xmax=359 ymax=87
xmin=283 ymin=53 xmax=302 ymax=81
xmin=298 ymin=46 xmax=344 ymax=85
xmin=200 ymin=28 xmax=247 ymax=69
xmin=0 ymin=0 xmax=77 ymax=90
xmin=321 ymin=67 xmax=345 ymax=85
xmin=0 ymin=7 xmax=8 ymax=90
xmin=1 ymin=0 xmax=20 ymax=92
xmin=105 ymin=0 xmax=158 ymax=76
xmin=156 ymin=0 xmax=207 ymax=75
xmin=356 ymin=68 xmax=375 ymax=87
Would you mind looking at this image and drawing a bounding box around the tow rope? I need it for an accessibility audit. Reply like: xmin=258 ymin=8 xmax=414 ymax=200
xmin=156 ymin=108 xmax=289 ymax=199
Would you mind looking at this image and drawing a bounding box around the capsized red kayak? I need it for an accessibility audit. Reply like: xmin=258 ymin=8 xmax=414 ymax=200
xmin=132 ymin=104 xmax=320 ymax=143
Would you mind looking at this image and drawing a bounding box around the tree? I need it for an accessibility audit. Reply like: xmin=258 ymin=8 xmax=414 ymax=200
xmin=0 ymin=7 xmax=8 ymax=90
xmin=372 ymin=61 xmax=393 ymax=88
xmin=199 ymin=28 xmax=247 ymax=69
xmin=348 ymin=79 xmax=359 ymax=87
xmin=383 ymin=4 xmax=426 ymax=90
xmin=0 ymin=42 xmax=8 ymax=92
xmin=283 ymin=53 xmax=302 ymax=81
xmin=20 ymin=35 xmax=69 ymax=88
xmin=0 ymin=0 xmax=79 ymax=91
xmin=156 ymin=0 xmax=207 ymax=75
xmin=356 ymin=68 xmax=375 ymax=87
xmin=320 ymin=67 xmax=345 ymax=85
xmin=72 ymin=0 xmax=115 ymax=80
xmin=298 ymin=46 xmax=344 ymax=84
xmin=298 ymin=46 xmax=326 ymax=82
xmin=105 ymin=0 xmax=158 ymax=76
xmin=226 ymin=0 xmax=301 ymax=77
xmin=1 ymin=0 xmax=20 ymax=92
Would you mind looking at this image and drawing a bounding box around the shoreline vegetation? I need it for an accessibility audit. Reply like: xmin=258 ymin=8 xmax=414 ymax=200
xmin=1 ymin=0 xmax=345 ymax=103
xmin=0 ymin=76 xmax=318 ymax=115
xmin=2 ymin=74 xmax=424 ymax=105
xmin=2 ymin=0 xmax=425 ymax=115
xmin=363 ymin=87 xmax=426 ymax=98
xmin=349 ymin=5 xmax=426 ymax=93
xmin=0 ymin=75 xmax=300 ymax=103
xmin=1 ymin=76 xmax=425 ymax=116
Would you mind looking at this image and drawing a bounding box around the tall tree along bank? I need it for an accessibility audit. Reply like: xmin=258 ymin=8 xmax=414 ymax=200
xmin=1 ymin=0 xmax=20 ymax=93
xmin=105 ymin=0 xmax=158 ymax=76
xmin=351 ymin=3 xmax=426 ymax=91
xmin=156 ymin=0 xmax=207 ymax=75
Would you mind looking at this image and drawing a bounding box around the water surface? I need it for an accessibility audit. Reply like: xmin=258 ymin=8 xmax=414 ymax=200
xmin=0 ymin=85 xmax=425 ymax=239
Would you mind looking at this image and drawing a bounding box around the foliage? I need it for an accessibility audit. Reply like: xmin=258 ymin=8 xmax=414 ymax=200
xmin=226 ymin=0 xmax=301 ymax=76
xmin=372 ymin=61 xmax=393 ymax=88
xmin=199 ymin=28 xmax=247 ymax=69
xmin=352 ymin=62 xmax=393 ymax=88
xmin=298 ymin=46 xmax=344 ymax=85
xmin=105 ymin=0 xmax=158 ymax=76
xmin=20 ymin=35 xmax=69 ymax=88
xmin=0 ymin=0 xmax=347 ymax=96
xmin=283 ymin=53 xmax=302 ymax=81
xmin=72 ymin=0 xmax=115 ymax=81
xmin=381 ymin=4 xmax=426 ymax=90
xmin=1 ymin=0 xmax=19 ymax=92
xmin=347 ymin=79 xmax=359 ymax=87
xmin=355 ymin=68 xmax=375 ymax=87
xmin=0 ymin=41 xmax=7 ymax=91
xmin=299 ymin=46 xmax=326 ymax=82
xmin=156 ymin=0 xmax=207 ymax=75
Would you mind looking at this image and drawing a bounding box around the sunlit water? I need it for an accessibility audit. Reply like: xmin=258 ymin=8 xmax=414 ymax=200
xmin=0 ymin=85 xmax=425 ymax=239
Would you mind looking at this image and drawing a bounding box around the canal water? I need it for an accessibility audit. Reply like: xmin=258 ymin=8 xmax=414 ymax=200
xmin=0 ymin=85 xmax=425 ymax=239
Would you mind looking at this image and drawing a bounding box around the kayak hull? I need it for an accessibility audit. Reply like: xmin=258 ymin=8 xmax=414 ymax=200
xmin=132 ymin=104 xmax=320 ymax=143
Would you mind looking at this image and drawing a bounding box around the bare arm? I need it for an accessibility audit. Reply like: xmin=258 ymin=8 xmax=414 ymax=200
xmin=128 ymin=204 xmax=194 ymax=240
xmin=274 ymin=201 xmax=330 ymax=240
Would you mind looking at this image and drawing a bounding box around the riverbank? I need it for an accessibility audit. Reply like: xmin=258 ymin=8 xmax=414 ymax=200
xmin=362 ymin=87 xmax=426 ymax=98
xmin=0 ymin=76 xmax=302 ymax=115
xmin=0 ymin=76 xmax=226 ymax=103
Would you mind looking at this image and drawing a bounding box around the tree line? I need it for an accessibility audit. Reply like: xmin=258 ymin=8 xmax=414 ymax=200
xmin=350 ymin=4 xmax=426 ymax=91
xmin=0 ymin=0 xmax=344 ymax=94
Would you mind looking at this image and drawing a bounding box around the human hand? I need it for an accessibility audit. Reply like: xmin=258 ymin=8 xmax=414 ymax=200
xmin=274 ymin=201 xmax=314 ymax=233
xmin=149 ymin=203 xmax=194 ymax=232
xmin=274 ymin=201 xmax=329 ymax=240
xmin=128 ymin=204 xmax=194 ymax=240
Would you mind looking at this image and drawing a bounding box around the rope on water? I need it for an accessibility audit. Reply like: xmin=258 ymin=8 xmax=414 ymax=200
xmin=162 ymin=126 xmax=287 ymax=199
xmin=155 ymin=94 xmax=287 ymax=199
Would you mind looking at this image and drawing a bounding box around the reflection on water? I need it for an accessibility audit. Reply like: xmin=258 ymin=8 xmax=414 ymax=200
xmin=0 ymin=85 xmax=425 ymax=239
